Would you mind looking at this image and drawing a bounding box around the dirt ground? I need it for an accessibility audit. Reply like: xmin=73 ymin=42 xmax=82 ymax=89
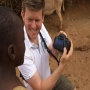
xmin=16 ymin=1 xmax=90 ymax=90
xmin=44 ymin=1 xmax=90 ymax=90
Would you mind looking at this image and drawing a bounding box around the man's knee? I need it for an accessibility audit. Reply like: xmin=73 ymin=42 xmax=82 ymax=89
xmin=53 ymin=74 xmax=74 ymax=90
xmin=64 ymin=82 xmax=74 ymax=90
xmin=60 ymin=75 xmax=74 ymax=90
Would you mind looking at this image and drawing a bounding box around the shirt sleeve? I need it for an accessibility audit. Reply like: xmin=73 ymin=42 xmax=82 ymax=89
xmin=18 ymin=55 xmax=37 ymax=80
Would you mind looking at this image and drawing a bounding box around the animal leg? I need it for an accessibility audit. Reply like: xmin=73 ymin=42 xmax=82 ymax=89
xmin=56 ymin=9 xmax=62 ymax=30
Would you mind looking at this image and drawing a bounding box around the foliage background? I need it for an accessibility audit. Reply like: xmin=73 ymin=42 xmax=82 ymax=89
xmin=0 ymin=0 xmax=89 ymax=16
xmin=0 ymin=0 xmax=22 ymax=16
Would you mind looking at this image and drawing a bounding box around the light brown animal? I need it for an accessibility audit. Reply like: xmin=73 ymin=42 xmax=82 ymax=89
xmin=44 ymin=0 xmax=65 ymax=30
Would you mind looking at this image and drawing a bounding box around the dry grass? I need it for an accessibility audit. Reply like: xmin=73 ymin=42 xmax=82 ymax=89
xmin=0 ymin=0 xmax=22 ymax=16
xmin=64 ymin=0 xmax=87 ymax=9
xmin=0 ymin=0 xmax=89 ymax=16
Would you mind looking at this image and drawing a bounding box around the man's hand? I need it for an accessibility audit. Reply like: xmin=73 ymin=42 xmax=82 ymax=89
xmin=59 ymin=39 xmax=73 ymax=67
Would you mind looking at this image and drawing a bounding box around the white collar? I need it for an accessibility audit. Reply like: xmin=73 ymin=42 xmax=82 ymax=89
xmin=24 ymin=26 xmax=42 ymax=49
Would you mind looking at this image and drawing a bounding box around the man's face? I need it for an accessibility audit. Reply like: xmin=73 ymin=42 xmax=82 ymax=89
xmin=21 ymin=7 xmax=44 ymax=41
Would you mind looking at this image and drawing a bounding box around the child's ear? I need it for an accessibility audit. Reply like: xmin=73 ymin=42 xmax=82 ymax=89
xmin=8 ymin=44 xmax=16 ymax=60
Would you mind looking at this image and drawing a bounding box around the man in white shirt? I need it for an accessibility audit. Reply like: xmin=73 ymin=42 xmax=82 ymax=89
xmin=18 ymin=0 xmax=75 ymax=90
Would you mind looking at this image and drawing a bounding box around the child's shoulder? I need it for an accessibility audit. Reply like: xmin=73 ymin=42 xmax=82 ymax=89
xmin=13 ymin=86 xmax=27 ymax=90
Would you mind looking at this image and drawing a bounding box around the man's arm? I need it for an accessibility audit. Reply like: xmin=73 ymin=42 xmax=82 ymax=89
xmin=26 ymin=39 xmax=73 ymax=90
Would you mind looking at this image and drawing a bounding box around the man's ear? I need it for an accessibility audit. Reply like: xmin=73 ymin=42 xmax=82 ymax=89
xmin=21 ymin=11 xmax=25 ymax=22
xmin=42 ymin=14 xmax=44 ymax=22
xmin=8 ymin=44 xmax=16 ymax=60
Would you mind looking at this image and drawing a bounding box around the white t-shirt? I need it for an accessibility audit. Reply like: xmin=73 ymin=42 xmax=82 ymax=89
xmin=18 ymin=24 xmax=52 ymax=90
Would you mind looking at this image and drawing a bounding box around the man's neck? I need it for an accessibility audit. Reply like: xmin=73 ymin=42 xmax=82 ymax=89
xmin=29 ymin=35 xmax=39 ymax=45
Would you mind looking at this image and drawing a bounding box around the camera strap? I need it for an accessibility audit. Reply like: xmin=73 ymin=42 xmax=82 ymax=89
xmin=39 ymin=32 xmax=60 ymax=66
xmin=20 ymin=32 xmax=60 ymax=83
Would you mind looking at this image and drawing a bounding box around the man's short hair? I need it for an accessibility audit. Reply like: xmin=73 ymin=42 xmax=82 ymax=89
xmin=22 ymin=0 xmax=45 ymax=14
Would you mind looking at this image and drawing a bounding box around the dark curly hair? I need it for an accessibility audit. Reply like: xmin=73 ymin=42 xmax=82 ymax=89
xmin=0 ymin=6 xmax=23 ymax=56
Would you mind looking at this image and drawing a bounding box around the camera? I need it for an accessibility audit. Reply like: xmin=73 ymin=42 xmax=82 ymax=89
xmin=53 ymin=33 xmax=71 ymax=53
